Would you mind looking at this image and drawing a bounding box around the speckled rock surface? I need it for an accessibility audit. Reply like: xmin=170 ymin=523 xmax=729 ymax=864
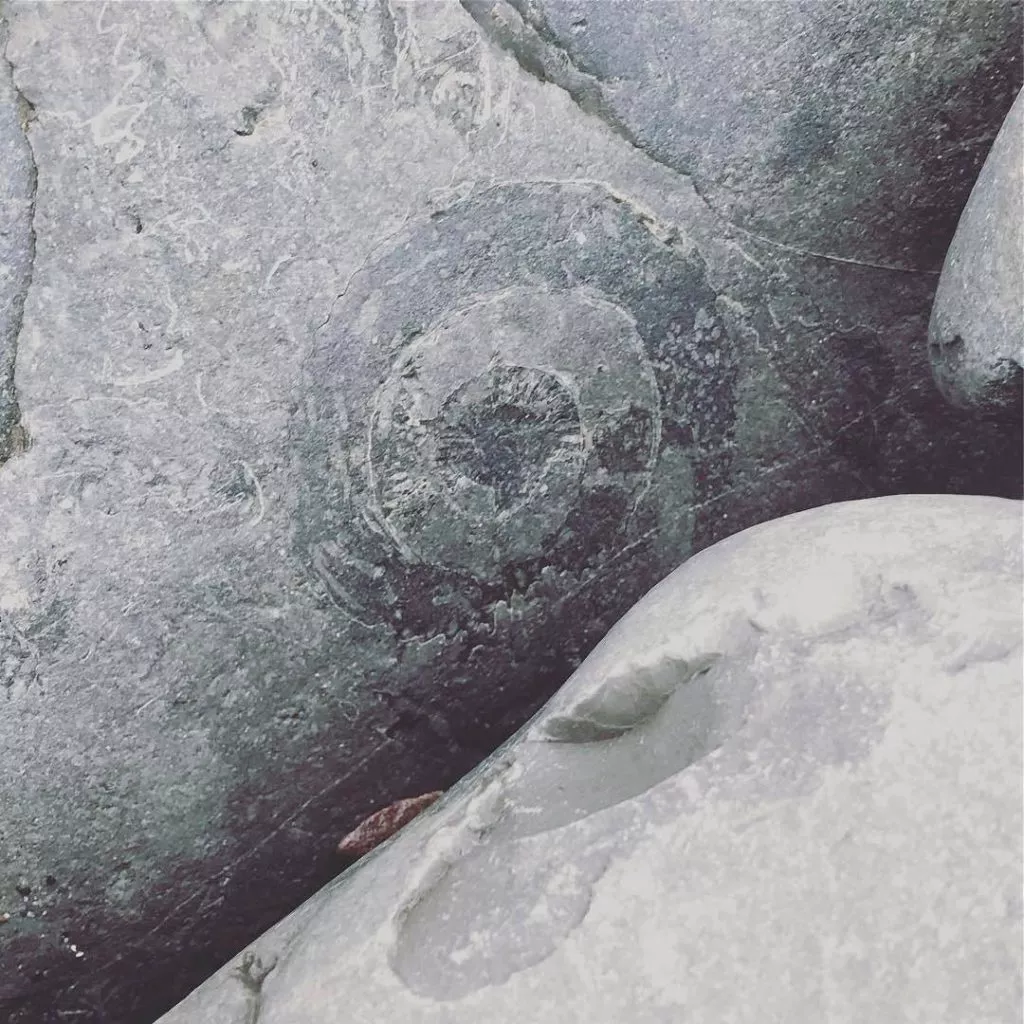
xmin=158 ymin=493 xmax=1024 ymax=1024
xmin=929 ymin=89 xmax=1023 ymax=416
xmin=464 ymin=0 xmax=1021 ymax=270
xmin=0 ymin=3 xmax=1020 ymax=1021
xmin=0 ymin=14 xmax=32 ymax=462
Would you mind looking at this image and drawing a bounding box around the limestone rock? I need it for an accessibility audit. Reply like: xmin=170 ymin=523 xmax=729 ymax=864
xmin=158 ymin=494 xmax=1023 ymax=1024
xmin=0 ymin=4 xmax=1019 ymax=1021
xmin=929 ymin=90 xmax=1024 ymax=416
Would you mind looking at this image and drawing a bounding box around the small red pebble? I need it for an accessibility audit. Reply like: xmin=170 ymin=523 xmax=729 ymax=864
xmin=337 ymin=790 xmax=443 ymax=859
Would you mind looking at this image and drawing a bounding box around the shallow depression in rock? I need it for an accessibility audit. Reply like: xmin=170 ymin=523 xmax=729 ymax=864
xmin=386 ymin=643 xmax=761 ymax=999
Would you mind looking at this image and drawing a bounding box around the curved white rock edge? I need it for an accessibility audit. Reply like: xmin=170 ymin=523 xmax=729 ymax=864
xmin=159 ymin=493 xmax=1023 ymax=1024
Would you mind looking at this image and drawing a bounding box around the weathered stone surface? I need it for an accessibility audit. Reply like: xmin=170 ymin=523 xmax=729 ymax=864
xmin=337 ymin=791 xmax=443 ymax=860
xmin=0 ymin=3 xmax=1019 ymax=1022
xmin=0 ymin=15 xmax=33 ymax=462
xmin=929 ymin=89 xmax=1023 ymax=416
xmin=464 ymin=0 xmax=1022 ymax=270
xmin=158 ymin=493 xmax=1024 ymax=1024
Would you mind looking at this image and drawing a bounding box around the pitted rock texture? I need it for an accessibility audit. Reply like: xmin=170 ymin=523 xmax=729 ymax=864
xmin=929 ymin=89 xmax=1024 ymax=416
xmin=0 ymin=15 xmax=33 ymax=463
xmin=0 ymin=4 xmax=1020 ymax=1022
xmin=157 ymin=494 xmax=1023 ymax=1024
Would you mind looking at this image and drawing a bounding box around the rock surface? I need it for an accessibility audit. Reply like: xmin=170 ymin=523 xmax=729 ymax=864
xmin=158 ymin=493 xmax=1024 ymax=1024
xmin=0 ymin=14 xmax=33 ymax=462
xmin=465 ymin=0 xmax=1021 ymax=270
xmin=0 ymin=3 xmax=1020 ymax=1021
xmin=929 ymin=89 xmax=1023 ymax=416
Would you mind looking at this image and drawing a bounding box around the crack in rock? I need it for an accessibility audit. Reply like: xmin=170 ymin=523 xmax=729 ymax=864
xmin=232 ymin=950 xmax=278 ymax=1024
xmin=460 ymin=0 xmax=938 ymax=275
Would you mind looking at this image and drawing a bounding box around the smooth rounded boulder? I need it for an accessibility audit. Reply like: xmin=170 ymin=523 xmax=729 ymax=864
xmin=157 ymin=493 xmax=1022 ymax=1023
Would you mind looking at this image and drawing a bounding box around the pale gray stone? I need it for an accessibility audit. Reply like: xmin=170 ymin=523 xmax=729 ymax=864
xmin=929 ymin=90 xmax=1024 ymax=416
xmin=158 ymin=493 xmax=1023 ymax=1024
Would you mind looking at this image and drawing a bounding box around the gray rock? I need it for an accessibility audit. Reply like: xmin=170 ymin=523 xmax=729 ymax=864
xmin=0 ymin=3 xmax=1019 ymax=1021
xmin=464 ymin=0 xmax=1021 ymax=270
xmin=929 ymin=90 xmax=1023 ymax=416
xmin=158 ymin=493 xmax=1024 ymax=1024
xmin=0 ymin=15 xmax=33 ymax=462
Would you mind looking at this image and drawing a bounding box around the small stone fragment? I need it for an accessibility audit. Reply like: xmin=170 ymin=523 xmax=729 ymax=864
xmin=337 ymin=791 xmax=444 ymax=859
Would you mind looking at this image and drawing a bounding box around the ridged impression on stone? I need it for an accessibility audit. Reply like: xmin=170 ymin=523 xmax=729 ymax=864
xmin=384 ymin=648 xmax=734 ymax=1000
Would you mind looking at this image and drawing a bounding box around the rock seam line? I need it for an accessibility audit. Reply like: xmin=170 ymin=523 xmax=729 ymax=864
xmin=459 ymin=0 xmax=939 ymax=277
